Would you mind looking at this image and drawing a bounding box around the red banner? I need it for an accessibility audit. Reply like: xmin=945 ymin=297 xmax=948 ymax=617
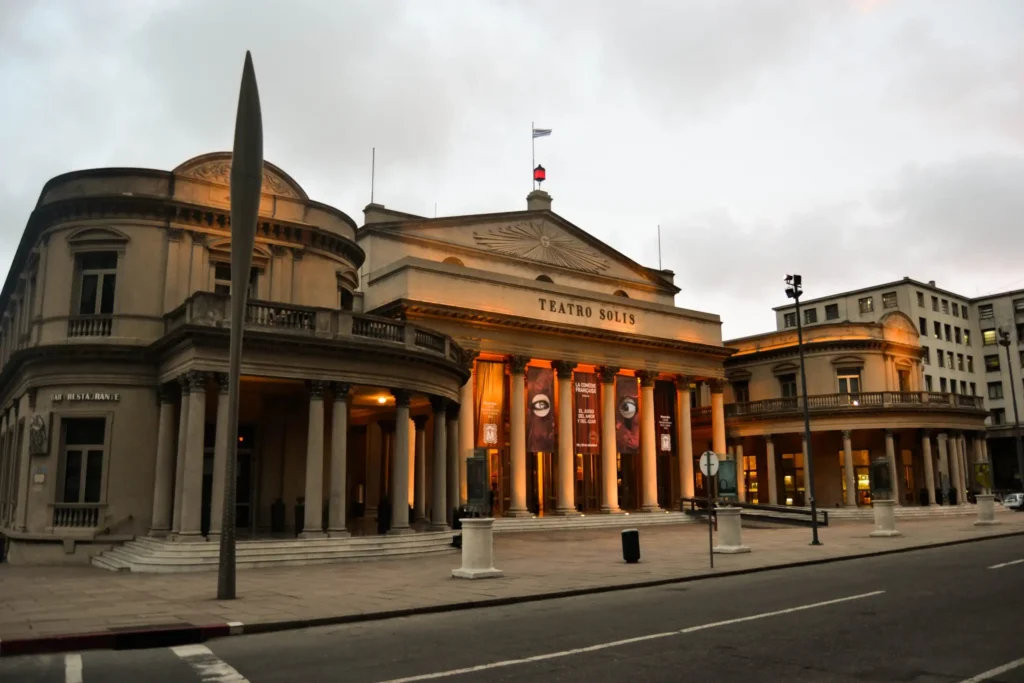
xmin=526 ymin=366 xmax=555 ymax=452
xmin=475 ymin=361 xmax=504 ymax=448
xmin=615 ymin=375 xmax=639 ymax=455
xmin=573 ymin=372 xmax=599 ymax=454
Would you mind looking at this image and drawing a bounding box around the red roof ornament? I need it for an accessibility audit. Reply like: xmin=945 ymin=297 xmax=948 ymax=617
xmin=533 ymin=164 xmax=546 ymax=184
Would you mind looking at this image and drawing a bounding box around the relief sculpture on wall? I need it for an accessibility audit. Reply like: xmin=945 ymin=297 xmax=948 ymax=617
xmin=473 ymin=220 xmax=609 ymax=274
xmin=28 ymin=413 xmax=48 ymax=456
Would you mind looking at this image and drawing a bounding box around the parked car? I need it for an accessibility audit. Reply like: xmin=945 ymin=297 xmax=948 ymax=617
xmin=1003 ymin=493 xmax=1024 ymax=511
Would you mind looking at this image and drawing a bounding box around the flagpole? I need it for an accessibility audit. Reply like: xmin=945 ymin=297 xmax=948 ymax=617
xmin=658 ymin=224 xmax=662 ymax=270
xmin=531 ymin=121 xmax=535 ymax=191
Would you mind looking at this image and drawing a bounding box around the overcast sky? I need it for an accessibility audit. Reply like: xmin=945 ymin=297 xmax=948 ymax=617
xmin=2 ymin=0 xmax=1022 ymax=339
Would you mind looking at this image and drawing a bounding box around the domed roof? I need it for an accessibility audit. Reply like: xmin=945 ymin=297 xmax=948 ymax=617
xmin=172 ymin=152 xmax=308 ymax=200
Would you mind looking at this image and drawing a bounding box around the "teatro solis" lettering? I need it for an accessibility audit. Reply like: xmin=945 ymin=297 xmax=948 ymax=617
xmin=538 ymin=298 xmax=636 ymax=325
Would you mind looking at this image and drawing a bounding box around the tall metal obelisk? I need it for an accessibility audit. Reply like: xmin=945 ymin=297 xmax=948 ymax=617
xmin=217 ymin=51 xmax=263 ymax=600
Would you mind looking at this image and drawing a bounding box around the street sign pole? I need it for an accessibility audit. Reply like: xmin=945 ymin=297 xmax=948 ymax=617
xmin=707 ymin=471 xmax=713 ymax=569
xmin=699 ymin=451 xmax=720 ymax=569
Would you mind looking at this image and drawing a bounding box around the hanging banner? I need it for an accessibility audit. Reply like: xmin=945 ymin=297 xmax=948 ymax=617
xmin=475 ymin=361 xmax=505 ymax=448
xmin=526 ymin=366 xmax=555 ymax=452
xmin=573 ymin=372 xmax=599 ymax=454
xmin=615 ymin=375 xmax=639 ymax=455
xmin=655 ymin=380 xmax=674 ymax=454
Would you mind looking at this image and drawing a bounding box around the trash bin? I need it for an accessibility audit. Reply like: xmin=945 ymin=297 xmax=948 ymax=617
xmin=621 ymin=528 xmax=640 ymax=564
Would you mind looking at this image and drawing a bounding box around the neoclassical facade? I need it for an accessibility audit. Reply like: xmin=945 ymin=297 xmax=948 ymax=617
xmin=702 ymin=314 xmax=990 ymax=508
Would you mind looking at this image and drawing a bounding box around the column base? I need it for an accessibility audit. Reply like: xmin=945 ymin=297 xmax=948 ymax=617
xmin=974 ymin=520 xmax=1001 ymax=527
xmin=327 ymin=528 xmax=351 ymax=538
xmin=298 ymin=530 xmax=326 ymax=539
xmin=505 ymin=507 xmax=532 ymax=518
xmin=428 ymin=523 xmax=451 ymax=532
xmin=387 ymin=526 xmax=416 ymax=535
xmin=641 ymin=504 xmax=663 ymax=513
xmin=599 ymin=506 xmax=624 ymax=514
xmin=148 ymin=528 xmax=171 ymax=538
xmin=713 ymin=544 xmax=751 ymax=554
xmin=171 ymin=532 xmax=205 ymax=543
xmin=206 ymin=532 xmax=221 ymax=544
xmin=554 ymin=507 xmax=579 ymax=516
xmin=869 ymin=529 xmax=903 ymax=537
xmin=452 ymin=567 xmax=504 ymax=580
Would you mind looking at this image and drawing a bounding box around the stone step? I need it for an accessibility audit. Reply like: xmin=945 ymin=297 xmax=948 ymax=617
xmin=90 ymin=554 xmax=131 ymax=572
xmin=128 ymin=531 xmax=453 ymax=552
xmin=113 ymin=536 xmax=452 ymax=560
xmin=492 ymin=512 xmax=695 ymax=533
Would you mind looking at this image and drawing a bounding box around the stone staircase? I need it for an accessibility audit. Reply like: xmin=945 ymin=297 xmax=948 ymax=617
xmin=91 ymin=531 xmax=456 ymax=573
xmin=826 ymin=504 xmax=1011 ymax=522
xmin=492 ymin=510 xmax=695 ymax=533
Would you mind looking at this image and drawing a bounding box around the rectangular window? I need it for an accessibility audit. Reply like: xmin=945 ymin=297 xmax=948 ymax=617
xmin=837 ymin=370 xmax=861 ymax=394
xmin=961 ymin=380 xmax=967 ymax=394
xmin=992 ymin=408 xmax=1006 ymax=426
xmin=213 ymin=263 xmax=259 ymax=299
xmin=940 ymin=377 xmax=947 ymax=392
xmin=979 ymin=304 xmax=994 ymax=320
xmin=825 ymin=304 xmax=839 ymax=320
xmin=1020 ymin=351 xmax=1024 ymax=368
xmin=955 ymin=327 xmax=962 ymax=344
xmin=952 ymin=302 xmax=959 ymax=317
xmin=964 ymin=329 xmax=971 ymax=346
xmin=858 ymin=297 xmax=874 ymax=314
xmin=982 ymin=329 xmax=997 ymax=346
xmin=919 ymin=317 xmax=927 ymax=335
xmin=968 ymin=356 xmax=975 ymax=373
xmin=1015 ymin=298 xmax=1024 ymax=313
xmin=922 ymin=346 xmax=930 ymax=365
xmin=925 ymin=375 xmax=933 ymax=391
xmin=957 ymin=353 xmax=964 ymax=371
xmin=944 ymin=324 xmax=951 ymax=342
xmin=985 ymin=354 xmax=1000 ymax=372
xmin=882 ymin=292 xmax=897 ymax=309
xmin=804 ymin=308 xmax=817 ymax=325
xmin=60 ymin=418 xmax=106 ymax=504
xmin=970 ymin=381 xmax=977 ymax=396
xmin=988 ymin=382 xmax=1004 ymax=400
xmin=933 ymin=321 xmax=941 ymax=339
xmin=941 ymin=299 xmax=949 ymax=314
xmin=783 ymin=312 xmax=797 ymax=328
xmin=963 ymin=306 xmax=969 ymax=320
xmin=76 ymin=252 xmax=118 ymax=316
xmin=931 ymin=296 xmax=939 ymax=312
xmin=916 ymin=291 xmax=925 ymax=306
xmin=1017 ymin=323 xmax=1024 ymax=341
xmin=946 ymin=351 xmax=954 ymax=369
xmin=937 ymin=351 xmax=945 ymax=368
xmin=951 ymin=381 xmax=958 ymax=395
xmin=779 ymin=374 xmax=798 ymax=398
xmin=733 ymin=381 xmax=750 ymax=403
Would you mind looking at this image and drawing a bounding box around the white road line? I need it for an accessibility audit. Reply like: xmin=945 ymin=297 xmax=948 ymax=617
xmin=373 ymin=590 xmax=886 ymax=683
xmin=960 ymin=656 xmax=1024 ymax=682
xmin=987 ymin=558 xmax=1024 ymax=569
xmin=171 ymin=644 xmax=250 ymax=682
xmin=65 ymin=653 xmax=83 ymax=683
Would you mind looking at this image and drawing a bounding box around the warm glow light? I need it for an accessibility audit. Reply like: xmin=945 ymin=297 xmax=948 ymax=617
xmin=377 ymin=396 xmax=387 ymax=404
xmin=238 ymin=436 xmax=244 ymax=442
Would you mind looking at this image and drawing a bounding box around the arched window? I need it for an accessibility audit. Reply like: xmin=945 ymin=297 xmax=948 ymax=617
xmin=613 ymin=289 xmax=629 ymax=298
xmin=536 ymin=274 xmax=554 ymax=283
xmin=442 ymin=257 xmax=464 ymax=267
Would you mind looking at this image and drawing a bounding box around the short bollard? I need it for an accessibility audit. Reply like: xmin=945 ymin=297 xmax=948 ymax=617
xmin=452 ymin=518 xmax=503 ymax=579
xmin=621 ymin=528 xmax=640 ymax=563
xmin=713 ymin=507 xmax=750 ymax=554
xmin=974 ymin=493 xmax=1000 ymax=526
xmin=869 ymin=499 xmax=902 ymax=537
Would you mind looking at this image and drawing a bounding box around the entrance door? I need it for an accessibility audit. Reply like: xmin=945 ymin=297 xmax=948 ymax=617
xmin=526 ymin=453 xmax=539 ymax=514
xmin=618 ymin=453 xmax=639 ymax=510
xmin=580 ymin=453 xmax=601 ymax=511
xmin=199 ymin=424 xmax=256 ymax=536
xmin=656 ymin=455 xmax=671 ymax=508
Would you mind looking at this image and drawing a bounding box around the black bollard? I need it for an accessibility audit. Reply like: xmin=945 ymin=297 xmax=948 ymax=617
xmin=621 ymin=528 xmax=640 ymax=564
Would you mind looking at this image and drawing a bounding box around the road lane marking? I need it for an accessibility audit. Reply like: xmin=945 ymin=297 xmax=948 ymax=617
xmin=961 ymin=656 xmax=1024 ymax=682
xmin=987 ymin=558 xmax=1024 ymax=569
xmin=373 ymin=590 xmax=886 ymax=683
xmin=171 ymin=644 xmax=249 ymax=682
xmin=65 ymin=653 xmax=83 ymax=683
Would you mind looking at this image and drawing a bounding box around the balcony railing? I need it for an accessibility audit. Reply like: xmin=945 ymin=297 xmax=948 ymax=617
xmin=692 ymin=391 xmax=985 ymax=423
xmin=52 ymin=503 xmax=102 ymax=529
xmin=165 ymin=292 xmax=463 ymax=362
xmin=67 ymin=315 xmax=112 ymax=338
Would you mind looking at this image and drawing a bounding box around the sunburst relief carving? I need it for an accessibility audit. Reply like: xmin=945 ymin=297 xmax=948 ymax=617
xmin=182 ymin=161 xmax=298 ymax=198
xmin=473 ymin=220 xmax=609 ymax=273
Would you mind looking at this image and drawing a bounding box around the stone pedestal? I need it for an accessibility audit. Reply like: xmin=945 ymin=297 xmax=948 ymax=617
xmin=452 ymin=518 xmax=503 ymax=579
xmin=869 ymin=499 xmax=902 ymax=537
xmin=974 ymin=493 xmax=1000 ymax=526
xmin=713 ymin=507 xmax=750 ymax=554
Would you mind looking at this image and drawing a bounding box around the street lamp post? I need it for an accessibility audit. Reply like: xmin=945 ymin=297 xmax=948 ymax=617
xmin=785 ymin=274 xmax=821 ymax=545
xmin=998 ymin=329 xmax=1024 ymax=492
xmin=217 ymin=51 xmax=264 ymax=600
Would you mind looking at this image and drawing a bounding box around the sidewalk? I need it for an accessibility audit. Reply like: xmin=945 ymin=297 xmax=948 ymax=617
xmin=2 ymin=514 xmax=1023 ymax=655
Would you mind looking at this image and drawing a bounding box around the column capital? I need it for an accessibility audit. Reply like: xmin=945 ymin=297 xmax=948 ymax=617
xmin=178 ymin=374 xmax=191 ymax=396
xmin=841 ymin=429 xmax=852 ymax=440
xmin=507 ymin=355 xmax=530 ymax=375
xmin=216 ymin=372 xmax=229 ymax=393
xmin=391 ymin=388 xmax=412 ymax=407
xmin=459 ymin=348 xmax=480 ymax=371
xmin=675 ymin=375 xmax=696 ymax=391
xmin=636 ymin=370 xmax=658 ymax=387
xmin=429 ymin=396 xmax=449 ymax=414
xmin=332 ymin=382 xmax=351 ymax=400
xmin=308 ymin=380 xmax=327 ymax=399
xmin=708 ymin=378 xmax=727 ymax=394
xmin=937 ymin=432 xmax=948 ymax=441
xmin=552 ymin=360 xmax=577 ymax=379
xmin=884 ymin=428 xmax=894 ymax=438
xmin=597 ymin=366 xmax=620 ymax=383
xmin=764 ymin=433 xmax=773 ymax=444
xmin=186 ymin=370 xmax=207 ymax=392
xmin=413 ymin=415 xmax=429 ymax=431
xmin=920 ymin=428 xmax=931 ymax=438
xmin=158 ymin=383 xmax=177 ymax=404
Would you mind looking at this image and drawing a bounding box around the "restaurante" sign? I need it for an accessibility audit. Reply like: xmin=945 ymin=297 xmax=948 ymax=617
xmin=51 ymin=392 xmax=121 ymax=403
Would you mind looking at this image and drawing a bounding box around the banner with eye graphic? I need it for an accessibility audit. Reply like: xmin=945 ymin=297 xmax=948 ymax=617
xmin=526 ymin=366 xmax=556 ymax=453
xmin=615 ymin=374 xmax=640 ymax=455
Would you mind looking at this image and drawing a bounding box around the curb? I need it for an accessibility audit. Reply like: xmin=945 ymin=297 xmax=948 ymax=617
xmin=2 ymin=529 xmax=1022 ymax=657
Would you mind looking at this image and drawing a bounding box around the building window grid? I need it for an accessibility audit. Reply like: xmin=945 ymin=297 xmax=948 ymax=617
xmin=825 ymin=303 xmax=839 ymax=320
xmin=946 ymin=351 xmax=954 ymax=370
xmin=970 ymin=381 xmax=977 ymax=396
xmin=979 ymin=304 xmax=994 ymax=320
xmin=916 ymin=292 xmax=925 ymax=306
xmin=937 ymin=351 xmax=944 ymax=368
xmin=992 ymin=408 xmax=1006 ymax=426
xmin=957 ymin=353 xmax=964 ymax=371
xmin=76 ymin=252 xmax=118 ymax=316
xmin=919 ymin=317 xmax=928 ymax=335
xmin=783 ymin=312 xmax=796 ymax=328
xmin=858 ymin=297 xmax=873 ymax=314
xmin=882 ymin=292 xmax=897 ymax=309
xmin=804 ymin=308 xmax=817 ymax=325
xmin=952 ymin=302 xmax=959 ymax=317
xmin=944 ymin=324 xmax=952 ymax=342
xmin=988 ymin=382 xmax=1004 ymax=400
xmin=931 ymin=296 xmax=939 ymax=312
xmin=955 ymin=327 xmax=961 ymax=345
xmin=925 ymin=375 xmax=933 ymax=391
xmin=985 ymin=355 xmax=1001 ymax=372
xmin=960 ymin=380 xmax=967 ymax=395
xmin=968 ymin=356 xmax=975 ymax=373
xmin=982 ymin=329 xmax=997 ymax=346
xmin=922 ymin=346 xmax=930 ymax=365
xmin=941 ymin=299 xmax=949 ymax=314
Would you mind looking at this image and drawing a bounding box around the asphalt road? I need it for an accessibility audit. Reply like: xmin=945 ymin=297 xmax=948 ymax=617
xmin=3 ymin=535 xmax=1024 ymax=683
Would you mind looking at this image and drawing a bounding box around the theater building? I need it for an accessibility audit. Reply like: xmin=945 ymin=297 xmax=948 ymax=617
xmin=0 ymin=154 xmax=732 ymax=565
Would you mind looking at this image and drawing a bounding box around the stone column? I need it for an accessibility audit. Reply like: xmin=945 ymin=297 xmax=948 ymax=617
xmin=390 ymin=389 xmax=414 ymax=533
xmin=637 ymin=371 xmax=660 ymax=512
xmin=765 ymin=435 xmax=779 ymax=506
xmin=149 ymin=385 xmax=178 ymax=535
xmin=171 ymin=375 xmax=191 ymax=534
xmin=13 ymin=408 xmax=29 ymax=532
xmin=178 ymin=371 xmax=207 ymax=539
xmin=710 ymin=379 xmax=727 ymax=455
xmin=950 ymin=432 xmax=965 ymax=505
xmin=884 ymin=429 xmax=901 ymax=506
xmin=936 ymin=433 xmax=950 ymax=504
xmin=507 ymin=355 xmax=530 ymax=517
xmin=553 ymin=361 xmax=577 ymax=515
xmin=328 ymin=383 xmax=350 ymax=537
xmin=960 ymin=433 xmax=972 ymax=501
xmin=300 ymin=380 xmax=327 ymax=538
xmin=598 ymin=366 xmax=621 ymax=513
xmin=413 ymin=415 xmax=428 ymax=523
xmin=207 ymin=373 xmax=230 ymax=540
xmin=365 ymin=421 xmax=382 ymax=518
xmin=429 ymin=397 xmax=448 ymax=530
xmin=842 ymin=430 xmax=857 ymax=507
xmin=735 ymin=441 xmax=747 ymax=503
xmin=458 ymin=353 xmax=478 ymax=505
xmin=675 ymin=376 xmax=694 ymax=502
xmin=921 ymin=430 xmax=937 ymax=505
xmin=446 ymin=402 xmax=460 ymax=522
